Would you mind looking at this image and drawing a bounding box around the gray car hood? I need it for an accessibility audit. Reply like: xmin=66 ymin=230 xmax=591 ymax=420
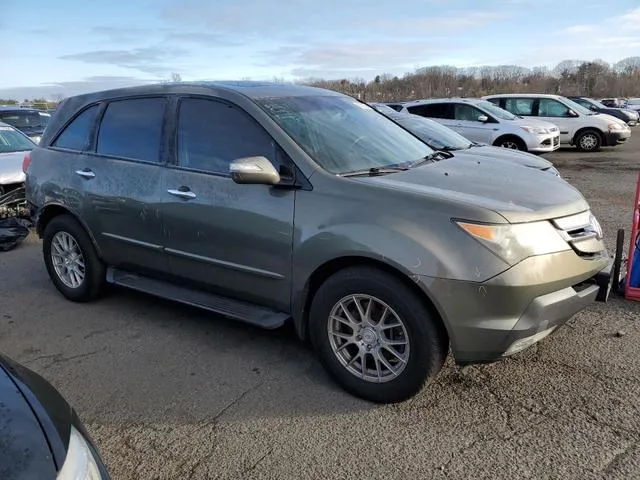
xmin=452 ymin=145 xmax=554 ymax=170
xmin=356 ymin=157 xmax=588 ymax=223
xmin=0 ymin=151 xmax=26 ymax=185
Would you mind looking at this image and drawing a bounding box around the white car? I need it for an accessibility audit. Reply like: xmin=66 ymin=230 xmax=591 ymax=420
xmin=0 ymin=122 xmax=34 ymax=194
xmin=483 ymin=94 xmax=631 ymax=152
xmin=387 ymin=98 xmax=560 ymax=153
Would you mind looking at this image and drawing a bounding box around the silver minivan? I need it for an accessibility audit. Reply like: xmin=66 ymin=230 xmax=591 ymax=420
xmin=389 ymin=98 xmax=561 ymax=153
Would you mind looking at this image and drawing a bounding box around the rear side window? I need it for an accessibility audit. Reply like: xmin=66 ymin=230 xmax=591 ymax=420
xmin=53 ymin=105 xmax=99 ymax=151
xmin=97 ymin=98 xmax=166 ymax=162
xmin=408 ymin=103 xmax=452 ymax=119
xmin=505 ymin=98 xmax=534 ymax=116
xmin=177 ymin=98 xmax=277 ymax=175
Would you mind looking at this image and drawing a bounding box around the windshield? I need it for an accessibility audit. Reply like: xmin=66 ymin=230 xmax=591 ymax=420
xmin=587 ymin=99 xmax=607 ymax=109
xmin=371 ymin=103 xmax=401 ymax=115
xmin=476 ymin=101 xmax=517 ymax=121
xmin=0 ymin=126 xmax=35 ymax=153
xmin=392 ymin=114 xmax=472 ymax=150
xmin=0 ymin=111 xmax=50 ymax=129
xmin=257 ymin=95 xmax=434 ymax=174
xmin=561 ymin=97 xmax=594 ymax=116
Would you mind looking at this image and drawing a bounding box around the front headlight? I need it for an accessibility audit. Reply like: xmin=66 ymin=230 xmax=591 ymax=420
xmin=456 ymin=220 xmax=570 ymax=265
xmin=30 ymin=135 xmax=42 ymax=144
xmin=521 ymin=126 xmax=549 ymax=134
xmin=608 ymin=123 xmax=623 ymax=131
xmin=56 ymin=426 xmax=103 ymax=480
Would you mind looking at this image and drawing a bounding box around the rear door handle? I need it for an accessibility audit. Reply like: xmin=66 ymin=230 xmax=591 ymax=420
xmin=75 ymin=168 xmax=95 ymax=179
xmin=167 ymin=188 xmax=196 ymax=200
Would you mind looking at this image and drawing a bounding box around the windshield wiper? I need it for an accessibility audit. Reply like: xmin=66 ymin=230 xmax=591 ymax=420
xmin=340 ymin=166 xmax=409 ymax=177
xmin=408 ymin=150 xmax=453 ymax=168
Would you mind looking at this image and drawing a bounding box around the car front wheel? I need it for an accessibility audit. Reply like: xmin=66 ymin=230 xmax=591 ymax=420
xmin=575 ymin=130 xmax=602 ymax=152
xmin=309 ymin=267 xmax=447 ymax=403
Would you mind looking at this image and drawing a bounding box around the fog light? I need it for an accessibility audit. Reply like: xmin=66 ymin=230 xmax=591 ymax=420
xmin=504 ymin=326 xmax=557 ymax=356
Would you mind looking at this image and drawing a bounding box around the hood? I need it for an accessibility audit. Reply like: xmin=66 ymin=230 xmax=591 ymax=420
xmin=0 ymin=151 xmax=26 ymax=185
xmin=623 ymin=109 xmax=639 ymax=118
xmin=354 ymin=156 xmax=588 ymax=223
xmin=596 ymin=113 xmax=630 ymax=126
xmin=510 ymin=116 xmax=559 ymax=131
xmin=0 ymin=354 xmax=73 ymax=471
xmin=601 ymin=107 xmax=630 ymax=117
xmin=459 ymin=145 xmax=555 ymax=170
xmin=0 ymin=358 xmax=58 ymax=478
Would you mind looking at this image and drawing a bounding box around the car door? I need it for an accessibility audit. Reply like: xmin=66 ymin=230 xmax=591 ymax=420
xmin=450 ymin=104 xmax=497 ymax=143
xmin=161 ymin=96 xmax=295 ymax=311
xmin=535 ymin=98 xmax=574 ymax=143
xmin=73 ymin=97 xmax=169 ymax=274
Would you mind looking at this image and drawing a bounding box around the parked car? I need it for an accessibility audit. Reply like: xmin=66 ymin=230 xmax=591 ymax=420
xmin=567 ymin=96 xmax=639 ymax=126
xmin=484 ymin=94 xmax=631 ymax=152
xmin=600 ymin=98 xmax=626 ymax=108
xmin=0 ymin=122 xmax=35 ymax=194
xmin=367 ymin=105 xmax=560 ymax=176
xmin=26 ymin=82 xmax=612 ymax=403
xmin=0 ymin=353 xmax=110 ymax=479
xmin=624 ymin=98 xmax=640 ymax=112
xmin=0 ymin=107 xmax=51 ymax=144
xmin=387 ymin=98 xmax=561 ymax=153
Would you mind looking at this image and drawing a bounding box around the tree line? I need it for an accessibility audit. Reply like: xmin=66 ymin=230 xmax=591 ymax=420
xmin=304 ymin=57 xmax=640 ymax=102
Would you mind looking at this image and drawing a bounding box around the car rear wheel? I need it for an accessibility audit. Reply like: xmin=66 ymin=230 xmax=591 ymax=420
xmin=494 ymin=136 xmax=527 ymax=151
xmin=575 ymin=130 xmax=602 ymax=152
xmin=43 ymin=215 xmax=105 ymax=302
xmin=309 ymin=266 xmax=447 ymax=403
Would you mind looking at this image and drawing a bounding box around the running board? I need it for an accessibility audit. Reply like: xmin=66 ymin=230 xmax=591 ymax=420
xmin=106 ymin=268 xmax=289 ymax=329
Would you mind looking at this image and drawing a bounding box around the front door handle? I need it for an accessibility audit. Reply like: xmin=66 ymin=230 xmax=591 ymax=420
xmin=167 ymin=188 xmax=196 ymax=200
xmin=75 ymin=168 xmax=95 ymax=179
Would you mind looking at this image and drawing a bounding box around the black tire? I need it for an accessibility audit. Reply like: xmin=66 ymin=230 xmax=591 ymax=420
xmin=494 ymin=135 xmax=527 ymax=151
xmin=309 ymin=266 xmax=447 ymax=403
xmin=574 ymin=129 xmax=602 ymax=152
xmin=43 ymin=214 xmax=105 ymax=302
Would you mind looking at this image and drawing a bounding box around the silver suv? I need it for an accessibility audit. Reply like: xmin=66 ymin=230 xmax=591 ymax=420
xmin=26 ymin=82 xmax=612 ymax=403
xmin=389 ymin=98 xmax=561 ymax=153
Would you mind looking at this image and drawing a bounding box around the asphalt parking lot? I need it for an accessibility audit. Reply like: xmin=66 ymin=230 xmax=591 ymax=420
xmin=2 ymin=137 xmax=640 ymax=479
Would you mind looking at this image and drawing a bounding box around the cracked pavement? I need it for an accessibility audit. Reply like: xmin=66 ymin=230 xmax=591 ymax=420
xmin=1 ymin=138 xmax=640 ymax=479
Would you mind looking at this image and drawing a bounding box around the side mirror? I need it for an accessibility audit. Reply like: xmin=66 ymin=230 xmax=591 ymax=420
xmin=590 ymin=105 xmax=598 ymax=111
xmin=477 ymin=115 xmax=489 ymax=122
xmin=230 ymin=156 xmax=281 ymax=185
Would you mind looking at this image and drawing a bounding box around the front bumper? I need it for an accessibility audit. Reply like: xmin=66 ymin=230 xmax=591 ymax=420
xmin=605 ymin=129 xmax=631 ymax=145
xmin=527 ymin=133 xmax=561 ymax=153
xmin=423 ymin=250 xmax=610 ymax=364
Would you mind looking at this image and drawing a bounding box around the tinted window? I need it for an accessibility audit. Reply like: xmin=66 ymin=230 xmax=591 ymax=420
xmin=453 ymin=104 xmax=483 ymax=121
xmin=53 ymin=105 xmax=99 ymax=151
xmin=538 ymin=99 xmax=572 ymax=117
xmin=97 ymin=98 xmax=165 ymax=162
xmin=177 ymin=98 xmax=277 ymax=175
xmin=408 ymin=103 xmax=451 ymax=119
xmin=505 ymin=98 xmax=534 ymax=116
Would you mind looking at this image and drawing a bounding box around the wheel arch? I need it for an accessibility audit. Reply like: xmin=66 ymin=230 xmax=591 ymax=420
xmin=292 ymin=255 xmax=450 ymax=349
xmin=36 ymin=204 xmax=103 ymax=258
xmin=571 ymin=127 xmax=603 ymax=146
xmin=492 ymin=134 xmax=527 ymax=150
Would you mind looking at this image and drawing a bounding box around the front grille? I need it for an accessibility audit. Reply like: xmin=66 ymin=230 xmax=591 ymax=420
xmin=552 ymin=211 xmax=605 ymax=258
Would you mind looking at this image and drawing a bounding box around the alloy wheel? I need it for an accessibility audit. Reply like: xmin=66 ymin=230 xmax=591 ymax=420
xmin=327 ymin=294 xmax=410 ymax=383
xmin=51 ymin=231 xmax=85 ymax=289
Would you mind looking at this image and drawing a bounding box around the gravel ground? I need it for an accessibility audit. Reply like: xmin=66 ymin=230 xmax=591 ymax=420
xmin=1 ymin=135 xmax=640 ymax=479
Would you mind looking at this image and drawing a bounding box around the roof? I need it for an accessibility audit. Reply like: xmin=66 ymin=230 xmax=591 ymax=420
xmin=64 ymin=81 xmax=341 ymax=105
xmin=399 ymin=97 xmax=487 ymax=106
xmin=483 ymin=93 xmax=562 ymax=99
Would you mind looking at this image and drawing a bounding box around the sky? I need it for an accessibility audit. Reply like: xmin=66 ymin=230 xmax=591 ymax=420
xmin=2 ymin=0 xmax=640 ymax=99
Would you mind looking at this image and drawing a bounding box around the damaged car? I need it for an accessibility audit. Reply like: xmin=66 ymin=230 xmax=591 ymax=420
xmin=0 ymin=121 xmax=34 ymax=195
xmin=26 ymin=82 xmax=614 ymax=403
